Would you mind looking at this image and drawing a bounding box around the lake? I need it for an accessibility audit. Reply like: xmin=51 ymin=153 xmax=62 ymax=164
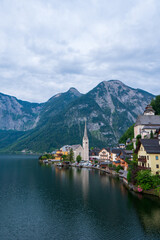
xmin=0 ymin=154 xmax=160 ymax=240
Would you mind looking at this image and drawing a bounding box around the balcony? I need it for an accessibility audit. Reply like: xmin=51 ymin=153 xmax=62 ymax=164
xmin=138 ymin=166 xmax=151 ymax=171
xmin=138 ymin=156 xmax=147 ymax=163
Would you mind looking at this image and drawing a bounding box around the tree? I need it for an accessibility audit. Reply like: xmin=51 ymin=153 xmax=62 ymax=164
xmin=127 ymin=157 xmax=139 ymax=184
xmin=115 ymin=165 xmax=124 ymax=173
xmin=136 ymin=170 xmax=153 ymax=190
xmin=68 ymin=148 xmax=74 ymax=162
xmin=136 ymin=134 xmax=141 ymax=147
xmin=119 ymin=124 xmax=134 ymax=144
xmin=62 ymin=155 xmax=67 ymax=161
xmin=76 ymin=155 xmax=82 ymax=163
xmin=151 ymin=95 xmax=160 ymax=115
xmin=150 ymin=130 xmax=154 ymax=139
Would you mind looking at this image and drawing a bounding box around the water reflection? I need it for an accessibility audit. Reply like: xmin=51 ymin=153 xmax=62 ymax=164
xmin=1 ymin=156 xmax=160 ymax=240
xmin=53 ymin=165 xmax=160 ymax=239
xmin=129 ymin=192 xmax=160 ymax=236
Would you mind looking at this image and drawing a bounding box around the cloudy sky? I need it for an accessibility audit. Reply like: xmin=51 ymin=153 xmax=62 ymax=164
xmin=0 ymin=0 xmax=160 ymax=102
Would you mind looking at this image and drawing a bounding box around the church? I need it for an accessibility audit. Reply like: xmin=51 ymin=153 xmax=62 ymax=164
xmin=60 ymin=119 xmax=89 ymax=162
xmin=134 ymin=105 xmax=160 ymax=139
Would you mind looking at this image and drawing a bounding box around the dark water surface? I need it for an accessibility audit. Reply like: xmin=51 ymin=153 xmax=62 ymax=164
xmin=0 ymin=155 xmax=160 ymax=240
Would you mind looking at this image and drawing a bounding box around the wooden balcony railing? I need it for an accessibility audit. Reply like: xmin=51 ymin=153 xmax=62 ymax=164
xmin=138 ymin=156 xmax=146 ymax=163
xmin=138 ymin=166 xmax=151 ymax=171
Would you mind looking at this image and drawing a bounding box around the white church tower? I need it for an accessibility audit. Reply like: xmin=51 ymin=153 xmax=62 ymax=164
xmin=83 ymin=119 xmax=89 ymax=161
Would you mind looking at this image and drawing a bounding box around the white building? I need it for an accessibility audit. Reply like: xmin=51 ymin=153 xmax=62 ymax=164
xmin=134 ymin=105 xmax=160 ymax=139
xmin=83 ymin=119 xmax=89 ymax=161
xmin=71 ymin=144 xmax=84 ymax=162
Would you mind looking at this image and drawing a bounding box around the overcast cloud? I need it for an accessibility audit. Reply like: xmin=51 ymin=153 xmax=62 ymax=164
xmin=0 ymin=0 xmax=160 ymax=102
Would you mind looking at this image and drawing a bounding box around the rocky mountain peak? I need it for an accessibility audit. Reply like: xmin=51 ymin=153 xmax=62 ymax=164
xmin=67 ymin=87 xmax=82 ymax=97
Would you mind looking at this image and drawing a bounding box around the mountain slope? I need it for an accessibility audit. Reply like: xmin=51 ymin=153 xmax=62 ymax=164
xmin=7 ymin=80 xmax=154 ymax=152
xmin=37 ymin=87 xmax=82 ymax=127
xmin=0 ymin=93 xmax=43 ymax=131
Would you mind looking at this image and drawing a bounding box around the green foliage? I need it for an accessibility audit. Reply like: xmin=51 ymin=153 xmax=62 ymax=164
xmin=127 ymin=170 xmax=131 ymax=182
xmin=108 ymin=164 xmax=116 ymax=170
xmin=126 ymin=143 xmax=133 ymax=150
xmin=136 ymin=170 xmax=153 ymax=190
xmin=136 ymin=170 xmax=160 ymax=190
xmin=115 ymin=165 xmax=124 ymax=173
xmin=76 ymin=155 xmax=82 ymax=163
xmin=127 ymin=159 xmax=139 ymax=184
xmin=0 ymin=130 xmax=25 ymax=151
xmin=156 ymin=186 xmax=160 ymax=194
xmin=136 ymin=134 xmax=141 ymax=147
xmin=119 ymin=124 xmax=134 ymax=144
xmin=62 ymin=155 xmax=68 ymax=161
xmin=151 ymin=95 xmax=160 ymax=115
xmin=152 ymin=174 xmax=160 ymax=188
xmin=124 ymin=157 xmax=130 ymax=164
xmin=68 ymin=148 xmax=74 ymax=162
xmin=39 ymin=154 xmax=55 ymax=160
xmin=133 ymin=153 xmax=138 ymax=163
xmin=150 ymin=130 xmax=154 ymax=139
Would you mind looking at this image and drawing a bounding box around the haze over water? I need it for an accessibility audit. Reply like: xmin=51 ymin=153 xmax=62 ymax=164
xmin=0 ymin=155 xmax=160 ymax=240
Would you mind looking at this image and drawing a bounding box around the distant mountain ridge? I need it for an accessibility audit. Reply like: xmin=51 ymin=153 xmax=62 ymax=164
xmin=0 ymin=92 xmax=43 ymax=131
xmin=0 ymin=80 xmax=155 ymax=152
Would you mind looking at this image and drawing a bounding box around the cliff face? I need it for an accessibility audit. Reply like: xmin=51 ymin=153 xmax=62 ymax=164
xmin=0 ymin=93 xmax=43 ymax=131
xmin=4 ymin=80 xmax=154 ymax=152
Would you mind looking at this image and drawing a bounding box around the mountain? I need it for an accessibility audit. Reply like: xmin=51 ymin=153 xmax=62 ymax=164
xmin=0 ymin=92 xmax=43 ymax=131
xmin=38 ymin=87 xmax=82 ymax=127
xmin=4 ymin=80 xmax=154 ymax=153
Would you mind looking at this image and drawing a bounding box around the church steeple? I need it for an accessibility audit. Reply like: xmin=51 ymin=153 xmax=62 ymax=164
xmin=84 ymin=119 xmax=88 ymax=139
xmin=83 ymin=119 xmax=89 ymax=161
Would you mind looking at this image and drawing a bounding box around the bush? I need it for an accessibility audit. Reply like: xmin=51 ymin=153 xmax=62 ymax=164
xmin=115 ymin=165 xmax=123 ymax=173
xmin=76 ymin=155 xmax=82 ymax=163
xmin=127 ymin=170 xmax=131 ymax=182
xmin=136 ymin=170 xmax=155 ymax=190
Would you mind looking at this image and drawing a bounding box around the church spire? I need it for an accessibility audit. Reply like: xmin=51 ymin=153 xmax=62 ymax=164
xmin=84 ymin=118 xmax=88 ymax=139
xmin=83 ymin=118 xmax=89 ymax=161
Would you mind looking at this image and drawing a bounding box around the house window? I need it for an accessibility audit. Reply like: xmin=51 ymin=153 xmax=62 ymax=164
xmin=147 ymin=156 xmax=149 ymax=160
xmin=156 ymin=172 xmax=159 ymax=175
xmin=156 ymin=156 xmax=159 ymax=160
xmin=156 ymin=164 xmax=159 ymax=168
xmin=148 ymin=164 xmax=150 ymax=168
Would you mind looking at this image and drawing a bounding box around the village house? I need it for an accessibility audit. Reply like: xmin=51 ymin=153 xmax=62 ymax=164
xmin=54 ymin=149 xmax=68 ymax=160
xmin=113 ymin=149 xmax=133 ymax=170
xmin=89 ymin=148 xmax=100 ymax=162
xmin=98 ymin=148 xmax=110 ymax=162
xmin=110 ymin=148 xmax=121 ymax=162
xmin=136 ymin=138 xmax=160 ymax=175
xmin=119 ymin=143 xmax=126 ymax=149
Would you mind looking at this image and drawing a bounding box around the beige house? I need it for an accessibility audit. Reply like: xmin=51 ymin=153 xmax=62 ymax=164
xmin=99 ymin=148 xmax=110 ymax=161
xmin=136 ymin=139 xmax=160 ymax=175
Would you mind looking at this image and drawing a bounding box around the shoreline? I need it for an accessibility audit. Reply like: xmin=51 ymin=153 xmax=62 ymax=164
xmin=39 ymin=160 xmax=160 ymax=198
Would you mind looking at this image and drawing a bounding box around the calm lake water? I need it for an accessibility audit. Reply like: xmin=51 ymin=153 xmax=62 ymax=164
xmin=0 ymin=155 xmax=160 ymax=240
